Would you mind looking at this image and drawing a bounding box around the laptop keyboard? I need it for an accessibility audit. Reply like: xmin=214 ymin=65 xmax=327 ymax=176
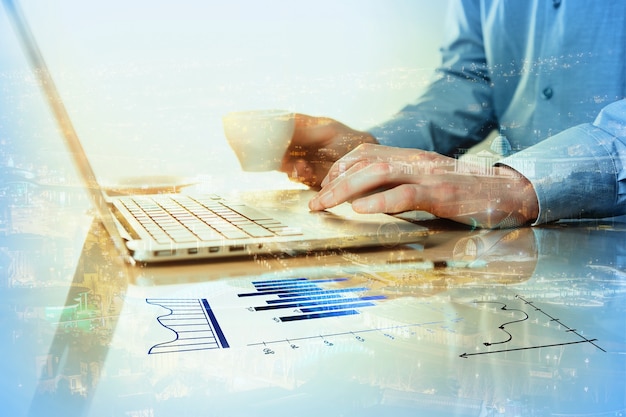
xmin=118 ymin=194 xmax=302 ymax=244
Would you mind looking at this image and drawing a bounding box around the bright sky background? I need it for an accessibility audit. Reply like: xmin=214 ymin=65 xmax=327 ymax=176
xmin=1 ymin=0 xmax=450 ymax=190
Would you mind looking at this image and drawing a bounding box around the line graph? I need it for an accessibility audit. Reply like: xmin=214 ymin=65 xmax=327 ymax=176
xmin=146 ymin=298 xmax=229 ymax=354
xmin=474 ymin=301 xmax=529 ymax=346
xmin=459 ymin=295 xmax=605 ymax=358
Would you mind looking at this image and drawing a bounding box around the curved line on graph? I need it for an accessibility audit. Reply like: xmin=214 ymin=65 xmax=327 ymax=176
xmin=146 ymin=299 xmax=181 ymax=354
xmin=474 ymin=301 xmax=529 ymax=346
xmin=484 ymin=327 xmax=512 ymax=346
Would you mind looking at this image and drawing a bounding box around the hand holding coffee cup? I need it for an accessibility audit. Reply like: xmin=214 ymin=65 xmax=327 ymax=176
xmin=222 ymin=109 xmax=295 ymax=172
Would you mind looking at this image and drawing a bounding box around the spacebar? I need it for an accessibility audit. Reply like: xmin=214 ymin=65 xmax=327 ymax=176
xmin=220 ymin=229 xmax=250 ymax=239
xmin=238 ymin=224 xmax=274 ymax=238
xmin=226 ymin=204 xmax=274 ymax=221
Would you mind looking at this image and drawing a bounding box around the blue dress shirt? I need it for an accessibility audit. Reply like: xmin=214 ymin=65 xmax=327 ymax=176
xmin=369 ymin=0 xmax=626 ymax=224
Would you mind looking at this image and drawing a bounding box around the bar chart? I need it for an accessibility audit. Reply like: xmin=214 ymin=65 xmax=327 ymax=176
xmin=241 ymin=277 xmax=386 ymax=322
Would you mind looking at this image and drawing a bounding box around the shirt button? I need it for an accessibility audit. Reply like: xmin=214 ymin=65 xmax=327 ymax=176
xmin=541 ymin=87 xmax=554 ymax=100
xmin=552 ymin=0 xmax=561 ymax=8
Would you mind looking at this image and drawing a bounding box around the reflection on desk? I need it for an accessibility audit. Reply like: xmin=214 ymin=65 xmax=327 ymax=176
xmin=1 ymin=213 xmax=625 ymax=417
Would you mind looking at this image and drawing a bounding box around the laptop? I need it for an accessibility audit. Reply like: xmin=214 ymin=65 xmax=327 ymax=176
xmin=3 ymin=0 xmax=428 ymax=264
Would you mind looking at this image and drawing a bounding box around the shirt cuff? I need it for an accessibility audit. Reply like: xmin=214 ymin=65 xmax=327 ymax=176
xmin=499 ymin=124 xmax=620 ymax=224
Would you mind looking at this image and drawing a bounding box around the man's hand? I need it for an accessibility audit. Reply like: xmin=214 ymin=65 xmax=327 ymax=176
xmin=308 ymin=143 xmax=539 ymax=228
xmin=279 ymin=114 xmax=378 ymax=188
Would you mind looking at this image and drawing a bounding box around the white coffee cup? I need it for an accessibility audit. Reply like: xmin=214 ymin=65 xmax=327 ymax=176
xmin=222 ymin=109 xmax=296 ymax=172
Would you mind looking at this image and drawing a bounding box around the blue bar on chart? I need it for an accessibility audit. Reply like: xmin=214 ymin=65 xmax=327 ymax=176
xmin=254 ymin=295 xmax=386 ymax=311
xmin=265 ymin=293 xmax=344 ymax=304
xmin=279 ymin=309 xmax=361 ymax=322
xmin=240 ymin=277 xmax=386 ymax=323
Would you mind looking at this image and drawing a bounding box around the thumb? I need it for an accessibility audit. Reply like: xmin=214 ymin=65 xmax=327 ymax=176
xmin=291 ymin=114 xmax=338 ymax=148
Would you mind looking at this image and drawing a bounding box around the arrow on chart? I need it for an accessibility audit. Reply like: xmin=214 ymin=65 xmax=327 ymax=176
xmin=460 ymin=340 xmax=597 ymax=358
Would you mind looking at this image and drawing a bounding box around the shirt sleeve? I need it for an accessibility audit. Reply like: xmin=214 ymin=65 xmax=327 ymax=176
xmin=500 ymin=99 xmax=626 ymax=224
xmin=368 ymin=0 xmax=497 ymax=156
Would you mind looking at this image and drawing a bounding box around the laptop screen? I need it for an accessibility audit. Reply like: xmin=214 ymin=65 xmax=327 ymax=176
xmin=2 ymin=0 xmax=136 ymax=263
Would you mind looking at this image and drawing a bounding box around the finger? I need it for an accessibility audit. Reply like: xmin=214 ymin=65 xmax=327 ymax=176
xmin=310 ymin=161 xmax=403 ymax=210
xmin=320 ymin=159 xmax=349 ymax=188
xmin=351 ymin=184 xmax=422 ymax=214
xmin=319 ymin=144 xmax=381 ymax=187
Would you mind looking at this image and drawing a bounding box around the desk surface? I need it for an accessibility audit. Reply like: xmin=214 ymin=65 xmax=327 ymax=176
xmin=2 ymin=200 xmax=626 ymax=417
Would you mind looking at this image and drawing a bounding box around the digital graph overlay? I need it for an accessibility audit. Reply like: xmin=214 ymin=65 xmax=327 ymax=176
xmin=241 ymin=277 xmax=386 ymax=322
xmin=146 ymin=298 xmax=229 ymax=354
xmin=147 ymin=277 xmax=387 ymax=354
xmin=459 ymin=295 xmax=605 ymax=358
xmin=147 ymin=285 xmax=605 ymax=357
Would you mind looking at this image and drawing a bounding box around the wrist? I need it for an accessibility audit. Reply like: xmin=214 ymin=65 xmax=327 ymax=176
xmin=362 ymin=132 xmax=379 ymax=145
xmin=495 ymin=166 xmax=539 ymax=226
